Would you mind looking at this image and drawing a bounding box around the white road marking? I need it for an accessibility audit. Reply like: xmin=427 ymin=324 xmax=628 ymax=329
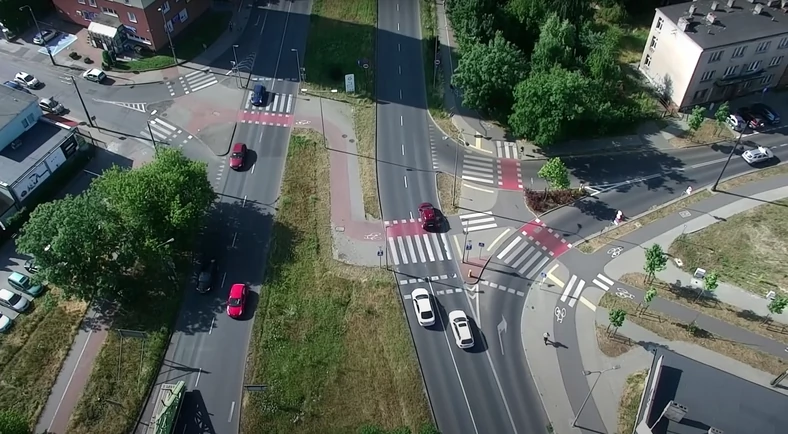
xmin=195 ymin=368 xmax=202 ymax=387
xmin=396 ymin=237 xmax=409 ymax=264
xmin=415 ymin=236 xmax=426 ymax=262
xmin=463 ymin=183 xmax=495 ymax=193
xmin=511 ymin=246 xmax=535 ymax=269
xmin=231 ymin=232 xmax=238 ymax=247
xmin=423 ymin=234 xmax=435 ymax=261
xmin=517 ymin=250 xmax=542 ymax=275
xmin=221 ymin=272 xmax=226 ymax=288
xmin=404 ymin=176 xmax=408 ymax=188
xmin=400 ymin=115 xmax=404 ymax=126
xmin=228 ymin=401 xmax=235 ymax=423
xmin=497 ymin=237 xmax=521 ymax=259
xmin=209 ymin=317 xmax=215 ymax=335
xmin=568 ymin=279 xmax=585 ymax=308
xmin=561 ymin=275 xmax=577 ymax=303
xmin=402 ymin=144 xmax=405 ymax=155
xmin=433 ymin=233 xmax=445 ymax=261
xmin=406 ymin=236 xmax=417 ymax=263
xmin=441 ymin=233 xmax=453 ymax=260
xmin=527 ymin=256 xmax=550 ymax=279
xmin=388 ymin=237 xmax=401 ymax=265
xmin=251 ymin=163 xmax=256 ymax=174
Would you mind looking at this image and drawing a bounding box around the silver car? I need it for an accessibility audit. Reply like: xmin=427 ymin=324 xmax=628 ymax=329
xmin=741 ymin=146 xmax=774 ymax=165
xmin=33 ymin=29 xmax=56 ymax=45
xmin=0 ymin=288 xmax=29 ymax=313
xmin=39 ymin=97 xmax=65 ymax=114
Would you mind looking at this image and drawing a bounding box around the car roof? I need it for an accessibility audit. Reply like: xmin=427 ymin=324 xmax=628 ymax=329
xmin=254 ymin=83 xmax=263 ymax=91
xmin=0 ymin=315 xmax=10 ymax=327
xmin=0 ymin=288 xmax=13 ymax=298
xmin=229 ymin=283 xmax=245 ymax=296
xmin=8 ymin=272 xmax=25 ymax=281
xmin=232 ymin=142 xmax=245 ymax=152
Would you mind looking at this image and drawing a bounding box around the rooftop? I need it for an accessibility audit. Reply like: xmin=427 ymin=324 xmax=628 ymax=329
xmin=640 ymin=348 xmax=788 ymax=434
xmin=0 ymin=85 xmax=37 ymax=132
xmin=0 ymin=121 xmax=72 ymax=186
xmin=660 ymin=0 xmax=788 ymax=49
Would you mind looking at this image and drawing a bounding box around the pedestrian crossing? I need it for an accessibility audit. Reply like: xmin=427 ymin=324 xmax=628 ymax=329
xmin=92 ymin=99 xmax=146 ymax=113
xmin=494 ymin=235 xmax=552 ymax=280
xmin=495 ymin=140 xmax=519 ymax=159
xmin=461 ymin=153 xmax=497 ymax=185
xmin=387 ymin=232 xmax=454 ymax=266
xmin=244 ymin=91 xmax=294 ymax=114
xmin=458 ymin=211 xmax=497 ymax=232
xmin=402 ymin=287 xmax=466 ymax=299
xmin=179 ymin=68 xmax=219 ymax=94
xmin=559 ymin=273 xmax=614 ymax=308
xmin=141 ymin=117 xmax=194 ymax=146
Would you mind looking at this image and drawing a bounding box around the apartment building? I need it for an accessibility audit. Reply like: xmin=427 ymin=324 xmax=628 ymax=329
xmin=639 ymin=0 xmax=788 ymax=110
xmin=52 ymin=0 xmax=210 ymax=51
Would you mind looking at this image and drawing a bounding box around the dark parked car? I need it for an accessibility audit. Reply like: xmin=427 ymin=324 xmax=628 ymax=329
xmin=736 ymin=107 xmax=765 ymax=130
xmin=196 ymin=257 xmax=217 ymax=293
xmin=750 ymin=103 xmax=780 ymax=125
xmin=3 ymin=80 xmax=30 ymax=94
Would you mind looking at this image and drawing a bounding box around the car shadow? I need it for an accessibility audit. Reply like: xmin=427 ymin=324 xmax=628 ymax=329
xmin=175 ymin=389 xmax=217 ymax=434
xmin=240 ymin=149 xmax=258 ymax=172
xmin=466 ymin=316 xmax=487 ymax=354
xmin=429 ymin=297 xmax=448 ymax=333
xmin=237 ymin=289 xmax=259 ymax=322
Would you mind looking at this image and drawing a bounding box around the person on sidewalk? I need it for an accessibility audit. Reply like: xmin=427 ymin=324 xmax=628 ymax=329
xmin=543 ymin=332 xmax=551 ymax=345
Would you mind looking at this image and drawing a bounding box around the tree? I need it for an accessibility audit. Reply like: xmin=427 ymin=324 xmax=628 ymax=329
xmin=765 ymin=295 xmax=788 ymax=324
xmin=583 ymin=28 xmax=622 ymax=84
xmin=452 ymin=31 xmax=527 ymax=118
xmin=537 ymin=157 xmax=570 ymax=189
xmin=639 ymin=286 xmax=657 ymax=316
xmin=555 ymin=0 xmax=593 ymax=29
xmin=714 ymin=101 xmax=730 ymax=135
xmin=0 ymin=408 xmax=32 ymax=434
xmin=643 ymin=244 xmax=667 ymax=284
xmin=607 ymin=308 xmax=627 ymax=337
xmin=509 ymin=66 xmax=595 ymax=146
xmin=101 ymin=50 xmax=113 ymax=67
xmin=445 ymin=0 xmax=497 ymax=47
xmin=530 ymin=13 xmax=577 ymax=73
xmin=695 ymin=271 xmax=719 ymax=303
xmin=688 ymin=106 xmax=705 ymax=136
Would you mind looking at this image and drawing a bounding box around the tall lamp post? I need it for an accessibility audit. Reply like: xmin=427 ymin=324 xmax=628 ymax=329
xmin=70 ymin=76 xmax=95 ymax=128
xmin=231 ymin=44 xmax=241 ymax=88
xmin=20 ymin=6 xmax=55 ymax=66
xmin=146 ymin=120 xmax=160 ymax=153
xmin=711 ymin=126 xmax=747 ymax=191
xmin=572 ymin=365 xmax=620 ymax=428
xmin=159 ymin=7 xmax=177 ymax=62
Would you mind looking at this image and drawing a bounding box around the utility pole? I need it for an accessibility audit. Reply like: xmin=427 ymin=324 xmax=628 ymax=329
xmin=147 ymin=121 xmax=159 ymax=153
xmin=70 ymin=76 xmax=95 ymax=128
xmin=20 ymin=6 xmax=55 ymax=66
xmin=232 ymin=44 xmax=241 ymax=88
xmin=711 ymin=126 xmax=746 ymax=191
xmin=159 ymin=7 xmax=177 ymax=62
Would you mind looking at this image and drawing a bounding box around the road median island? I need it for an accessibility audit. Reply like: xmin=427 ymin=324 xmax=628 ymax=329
xmin=598 ymin=292 xmax=788 ymax=376
xmin=436 ymin=172 xmax=458 ymax=215
xmin=577 ymin=162 xmax=788 ymax=253
xmin=595 ymin=325 xmax=635 ymax=358
xmin=303 ymin=0 xmax=381 ymax=219
xmin=240 ymin=129 xmax=434 ymax=433
xmin=0 ymin=289 xmax=87 ymax=426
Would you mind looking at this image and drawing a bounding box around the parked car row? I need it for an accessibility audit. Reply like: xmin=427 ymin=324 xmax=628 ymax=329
xmin=727 ymin=103 xmax=781 ymax=132
xmin=2 ymin=71 xmax=67 ymax=115
xmin=0 ymin=270 xmax=45 ymax=333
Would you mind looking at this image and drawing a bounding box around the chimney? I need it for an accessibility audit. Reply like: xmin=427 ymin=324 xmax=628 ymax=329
xmin=678 ymin=17 xmax=691 ymax=31
xmin=706 ymin=12 xmax=718 ymax=23
xmin=754 ymin=3 xmax=764 ymax=13
xmin=727 ymin=0 xmax=735 ymax=7
xmin=689 ymin=4 xmax=697 ymax=14
xmin=711 ymin=1 xmax=720 ymax=11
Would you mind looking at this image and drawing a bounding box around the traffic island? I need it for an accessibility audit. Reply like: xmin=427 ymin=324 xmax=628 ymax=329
xmin=524 ymin=188 xmax=587 ymax=214
xmin=459 ymin=257 xmax=488 ymax=285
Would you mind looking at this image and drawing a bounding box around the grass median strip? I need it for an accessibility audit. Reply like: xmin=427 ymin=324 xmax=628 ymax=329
xmin=0 ymin=289 xmax=86 ymax=426
xmin=595 ymin=325 xmax=635 ymax=358
xmin=619 ymin=273 xmax=788 ymax=346
xmin=304 ymin=0 xmax=380 ymax=219
xmin=618 ymin=370 xmax=647 ymax=434
xmin=598 ymin=293 xmax=788 ymax=376
xmin=240 ymin=129 xmax=432 ymax=433
xmin=436 ymin=172 xmax=458 ymax=215
xmin=578 ymin=163 xmax=788 ymax=254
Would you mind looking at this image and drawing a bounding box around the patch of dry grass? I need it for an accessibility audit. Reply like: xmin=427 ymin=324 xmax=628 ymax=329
xmin=0 ymin=289 xmax=86 ymax=427
xmin=618 ymin=370 xmax=647 ymax=434
xmin=577 ymin=163 xmax=788 ymax=253
xmin=596 ymin=325 xmax=636 ymax=358
xmin=598 ymin=293 xmax=788 ymax=375
xmin=240 ymin=129 xmax=431 ymax=433
xmin=668 ymin=200 xmax=788 ymax=297
xmin=436 ymin=172 xmax=458 ymax=215
xmin=669 ymin=120 xmax=734 ymax=148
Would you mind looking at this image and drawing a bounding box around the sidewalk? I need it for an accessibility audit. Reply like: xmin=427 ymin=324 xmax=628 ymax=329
xmin=604 ymin=185 xmax=788 ymax=324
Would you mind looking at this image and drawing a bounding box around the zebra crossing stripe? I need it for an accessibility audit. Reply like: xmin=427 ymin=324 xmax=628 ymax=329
xmin=511 ymin=246 xmax=535 ymax=268
xmin=497 ymin=237 xmax=521 ymax=259
xmin=433 ymin=233 xmax=445 ymax=261
xmin=388 ymin=237 xmax=400 ymax=265
xmin=593 ymin=274 xmax=614 ymax=291
xmin=526 ymin=256 xmax=550 ymax=279
xmin=396 ymin=237 xmax=408 ymax=265
xmin=416 ymin=237 xmax=426 ymax=263
xmin=406 ymin=236 xmax=417 ymax=263
xmin=568 ymin=279 xmax=585 ymax=308
xmin=504 ymin=242 xmax=527 ymax=265
xmin=518 ymin=250 xmax=542 ymax=274
xmin=441 ymin=233 xmax=452 ymax=260
xmin=423 ymin=234 xmax=435 ymax=262
xmin=561 ymin=275 xmax=577 ymax=303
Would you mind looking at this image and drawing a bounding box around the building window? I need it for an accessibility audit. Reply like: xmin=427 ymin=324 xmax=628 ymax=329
xmin=22 ymin=118 xmax=29 ymax=128
xmin=78 ymin=0 xmax=85 ymax=4
xmin=780 ymin=37 xmax=788 ymax=49
xmin=732 ymin=46 xmax=747 ymax=58
xmin=761 ymin=74 xmax=774 ymax=85
xmin=128 ymin=12 xmax=137 ymax=23
xmin=161 ymin=1 xmax=170 ymax=14
xmin=88 ymin=0 xmax=97 ymax=7
xmin=101 ymin=7 xmax=117 ymax=16
xmin=649 ymin=36 xmax=658 ymax=50
xmin=769 ymin=56 xmax=783 ymax=67
xmin=165 ymin=20 xmax=174 ymax=33
xmin=656 ymin=17 xmax=663 ymax=30
xmin=644 ymin=54 xmax=652 ymax=68
xmin=741 ymin=80 xmax=752 ymax=89
xmin=723 ymin=66 xmax=738 ymax=77
xmin=179 ymin=9 xmax=188 ymax=23
xmin=700 ymin=70 xmax=715 ymax=82
xmin=708 ymin=50 xmax=723 ymax=63
xmin=756 ymin=41 xmax=771 ymax=53
xmin=693 ymin=89 xmax=708 ymax=101
xmin=747 ymin=61 xmax=762 ymax=72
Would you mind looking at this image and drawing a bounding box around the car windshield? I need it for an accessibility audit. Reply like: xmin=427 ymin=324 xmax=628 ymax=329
xmin=22 ymin=75 xmax=33 ymax=82
xmin=198 ymin=272 xmax=211 ymax=282
xmin=228 ymin=297 xmax=242 ymax=307
xmin=232 ymin=151 xmax=243 ymax=158
xmin=17 ymin=275 xmax=30 ymax=286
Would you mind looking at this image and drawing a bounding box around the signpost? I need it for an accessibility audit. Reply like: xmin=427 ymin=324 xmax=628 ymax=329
xmin=540 ymin=272 xmax=547 ymax=290
xmin=477 ymin=242 xmax=485 ymax=259
xmin=344 ymin=73 xmax=356 ymax=93
xmin=377 ymin=247 xmax=384 ymax=268
xmin=465 ymin=241 xmax=473 ymax=263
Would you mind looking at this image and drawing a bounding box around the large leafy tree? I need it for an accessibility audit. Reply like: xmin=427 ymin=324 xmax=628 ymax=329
xmin=530 ymin=14 xmax=577 ymax=73
xmin=0 ymin=409 xmax=30 ymax=434
xmin=16 ymin=148 xmax=214 ymax=302
xmin=445 ymin=0 xmax=498 ymax=47
xmin=452 ymin=31 xmax=527 ymax=119
xmin=509 ymin=66 xmax=595 ymax=146
xmin=583 ymin=28 xmax=622 ymax=83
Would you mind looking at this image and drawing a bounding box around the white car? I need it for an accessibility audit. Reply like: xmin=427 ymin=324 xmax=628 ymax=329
xmin=448 ymin=310 xmax=474 ymax=349
xmin=82 ymin=68 xmax=106 ymax=83
xmin=0 ymin=314 xmax=11 ymax=333
xmin=33 ymin=29 xmax=57 ymax=45
xmin=411 ymin=288 xmax=435 ymax=327
xmin=14 ymin=72 xmax=40 ymax=88
xmin=741 ymin=146 xmax=774 ymax=165
xmin=0 ymin=288 xmax=29 ymax=313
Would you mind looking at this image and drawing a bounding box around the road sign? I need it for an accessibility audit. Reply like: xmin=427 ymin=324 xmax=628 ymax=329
xmin=377 ymin=249 xmax=383 ymax=257
xmin=465 ymin=243 xmax=473 ymax=250
xmin=478 ymin=242 xmax=485 ymax=247
xmin=540 ymin=272 xmax=547 ymax=278
xmin=434 ymin=59 xmax=441 ymax=66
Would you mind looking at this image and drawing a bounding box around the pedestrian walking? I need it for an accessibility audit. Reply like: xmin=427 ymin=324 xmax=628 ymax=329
xmin=229 ymin=21 xmax=234 ymax=32
xmin=684 ymin=185 xmax=693 ymax=196
xmin=543 ymin=332 xmax=550 ymax=345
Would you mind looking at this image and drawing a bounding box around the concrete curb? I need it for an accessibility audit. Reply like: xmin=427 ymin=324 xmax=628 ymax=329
xmin=572 ymin=159 xmax=788 ymax=250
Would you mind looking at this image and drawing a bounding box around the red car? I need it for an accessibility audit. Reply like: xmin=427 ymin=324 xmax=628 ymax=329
xmin=229 ymin=143 xmax=247 ymax=170
xmin=226 ymin=283 xmax=247 ymax=318
xmin=418 ymin=202 xmax=440 ymax=230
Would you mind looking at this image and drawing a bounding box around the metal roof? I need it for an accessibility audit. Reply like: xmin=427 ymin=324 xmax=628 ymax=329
xmin=0 ymin=85 xmax=37 ymax=133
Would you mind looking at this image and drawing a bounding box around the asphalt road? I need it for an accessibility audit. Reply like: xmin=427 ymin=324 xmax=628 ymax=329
xmin=133 ymin=2 xmax=310 ymax=434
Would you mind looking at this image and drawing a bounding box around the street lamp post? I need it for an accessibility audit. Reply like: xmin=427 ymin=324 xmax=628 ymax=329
xmin=231 ymin=44 xmax=241 ymax=88
xmin=70 ymin=76 xmax=95 ymax=128
xmin=452 ymin=133 xmax=460 ymax=207
xmin=20 ymin=6 xmax=55 ymax=66
xmin=147 ymin=120 xmax=159 ymax=153
xmin=572 ymin=365 xmax=621 ymax=427
xmin=159 ymin=7 xmax=177 ymax=62
xmin=711 ymin=126 xmax=746 ymax=191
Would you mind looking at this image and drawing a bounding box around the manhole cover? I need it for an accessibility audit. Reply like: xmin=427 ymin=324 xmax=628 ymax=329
xmin=335 ymin=226 xmax=345 ymax=232
xmin=342 ymin=134 xmax=348 ymax=138
xmin=349 ymin=139 xmax=355 ymax=143
xmin=679 ymin=210 xmax=691 ymax=218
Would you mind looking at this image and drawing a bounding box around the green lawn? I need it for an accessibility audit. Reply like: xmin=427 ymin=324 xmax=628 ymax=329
xmin=240 ymin=130 xmax=433 ymax=434
xmin=0 ymin=289 xmax=86 ymax=429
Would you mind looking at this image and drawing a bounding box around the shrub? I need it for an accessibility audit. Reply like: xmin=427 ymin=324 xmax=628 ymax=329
xmin=597 ymin=4 xmax=628 ymax=25
xmin=524 ymin=188 xmax=586 ymax=213
xmin=84 ymin=57 xmax=93 ymax=64
xmin=101 ymin=50 xmax=113 ymax=67
xmin=69 ymin=51 xmax=80 ymax=60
